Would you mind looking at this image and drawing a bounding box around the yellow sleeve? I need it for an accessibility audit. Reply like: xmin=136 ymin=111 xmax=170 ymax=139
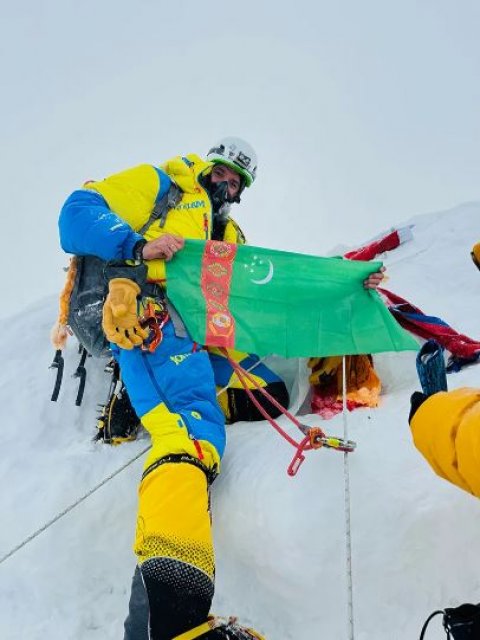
xmin=84 ymin=164 xmax=161 ymax=229
xmin=410 ymin=387 xmax=480 ymax=497
xmin=223 ymin=218 xmax=247 ymax=244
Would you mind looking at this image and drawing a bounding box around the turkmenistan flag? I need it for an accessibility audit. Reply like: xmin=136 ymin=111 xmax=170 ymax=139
xmin=166 ymin=240 xmax=419 ymax=358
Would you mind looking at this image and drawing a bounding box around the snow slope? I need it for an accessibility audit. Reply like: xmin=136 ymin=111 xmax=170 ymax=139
xmin=1 ymin=203 xmax=480 ymax=640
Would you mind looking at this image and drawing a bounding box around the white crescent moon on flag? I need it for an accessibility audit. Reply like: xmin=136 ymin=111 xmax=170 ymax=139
xmin=251 ymin=259 xmax=274 ymax=285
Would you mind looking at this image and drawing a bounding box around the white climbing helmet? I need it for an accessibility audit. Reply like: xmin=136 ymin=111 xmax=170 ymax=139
xmin=207 ymin=136 xmax=257 ymax=187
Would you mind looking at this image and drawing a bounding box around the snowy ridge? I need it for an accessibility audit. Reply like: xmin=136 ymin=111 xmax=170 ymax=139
xmin=1 ymin=204 xmax=480 ymax=640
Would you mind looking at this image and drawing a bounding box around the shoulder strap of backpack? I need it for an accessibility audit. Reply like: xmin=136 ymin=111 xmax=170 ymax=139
xmin=137 ymin=181 xmax=183 ymax=236
xmin=419 ymin=610 xmax=446 ymax=640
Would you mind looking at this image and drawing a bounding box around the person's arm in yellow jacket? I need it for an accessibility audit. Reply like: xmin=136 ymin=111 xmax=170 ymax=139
xmin=410 ymin=387 xmax=480 ymax=498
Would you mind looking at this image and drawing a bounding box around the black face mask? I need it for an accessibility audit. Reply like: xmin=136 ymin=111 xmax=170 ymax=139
xmin=209 ymin=180 xmax=230 ymax=211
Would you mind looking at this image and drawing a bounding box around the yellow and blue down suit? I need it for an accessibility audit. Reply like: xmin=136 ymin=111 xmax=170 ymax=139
xmin=410 ymin=388 xmax=480 ymax=499
xmin=59 ymin=155 xmax=284 ymax=640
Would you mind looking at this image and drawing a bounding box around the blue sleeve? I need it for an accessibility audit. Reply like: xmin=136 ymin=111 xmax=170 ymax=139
xmin=58 ymin=190 xmax=143 ymax=261
xmin=208 ymin=351 xmax=282 ymax=387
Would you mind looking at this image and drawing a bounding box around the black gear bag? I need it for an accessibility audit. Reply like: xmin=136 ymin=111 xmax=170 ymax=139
xmin=420 ymin=603 xmax=480 ymax=639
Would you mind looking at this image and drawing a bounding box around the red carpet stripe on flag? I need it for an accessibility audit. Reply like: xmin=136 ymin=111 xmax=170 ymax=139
xmin=201 ymin=241 xmax=238 ymax=348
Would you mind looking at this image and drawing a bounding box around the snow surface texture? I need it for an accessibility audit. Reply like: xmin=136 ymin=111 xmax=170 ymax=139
xmin=1 ymin=204 xmax=480 ymax=640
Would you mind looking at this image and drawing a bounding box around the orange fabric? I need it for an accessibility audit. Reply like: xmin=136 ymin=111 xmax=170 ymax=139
xmin=50 ymin=257 xmax=77 ymax=350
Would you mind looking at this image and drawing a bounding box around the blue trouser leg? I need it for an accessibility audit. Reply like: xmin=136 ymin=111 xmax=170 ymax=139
xmin=112 ymin=320 xmax=226 ymax=464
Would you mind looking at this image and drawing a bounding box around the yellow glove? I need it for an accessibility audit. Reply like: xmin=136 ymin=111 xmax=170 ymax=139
xmin=102 ymin=278 xmax=149 ymax=350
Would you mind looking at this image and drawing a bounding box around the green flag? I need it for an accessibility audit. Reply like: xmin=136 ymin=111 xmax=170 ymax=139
xmin=166 ymin=240 xmax=419 ymax=358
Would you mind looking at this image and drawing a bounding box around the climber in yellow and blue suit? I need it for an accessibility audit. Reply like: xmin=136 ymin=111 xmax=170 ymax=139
xmin=58 ymin=137 xmax=273 ymax=640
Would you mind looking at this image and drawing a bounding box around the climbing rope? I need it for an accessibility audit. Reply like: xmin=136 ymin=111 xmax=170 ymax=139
xmin=342 ymin=356 xmax=355 ymax=640
xmin=0 ymin=444 xmax=149 ymax=566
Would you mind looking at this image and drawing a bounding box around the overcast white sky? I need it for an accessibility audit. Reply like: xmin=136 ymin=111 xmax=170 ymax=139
xmin=1 ymin=0 xmax=480 ymax=318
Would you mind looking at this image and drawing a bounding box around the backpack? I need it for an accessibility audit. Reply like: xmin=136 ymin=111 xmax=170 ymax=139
xmin=49 ymin=257 xmax=147 ymax=442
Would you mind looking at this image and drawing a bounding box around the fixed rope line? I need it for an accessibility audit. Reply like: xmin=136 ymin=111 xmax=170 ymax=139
xmin=0 ymin=445 xmax=149 ymax=566
xmin=0 ymin=356 xmax=269 ymax=566
xmin=342 ymin=356 xmax=355 ymax=640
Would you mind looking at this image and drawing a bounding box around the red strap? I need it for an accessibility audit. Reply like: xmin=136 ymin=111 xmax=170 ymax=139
xmin=220 ymin=349 xmax=324 ymax=476
xmin=193 ymin=439 xmax=204 ymax=460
